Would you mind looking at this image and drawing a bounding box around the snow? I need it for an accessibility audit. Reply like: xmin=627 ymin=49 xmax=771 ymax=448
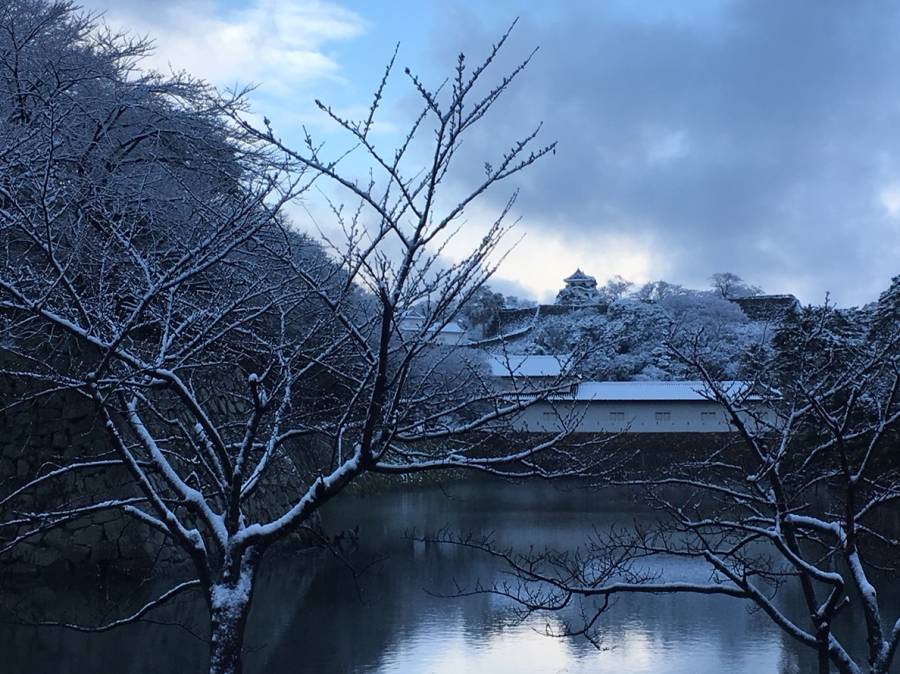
xmin=486 ymin=353 xmax=570 ymax=378
xmin=847 ymin=549 xmax=881 ymax=628
xmin=440 ymin=321 xmax=466 ymax=334
xmin=571 ymin=380 xmax=755 ymax=401
xmin=398 ymin=316 xmax=465 ymax=334
xmin=211 ymin=573 xmax=253 ymax=618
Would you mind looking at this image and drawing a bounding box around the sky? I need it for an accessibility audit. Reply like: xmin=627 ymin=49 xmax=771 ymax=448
xmin=81 ymin=0 xmax=900 ymax=306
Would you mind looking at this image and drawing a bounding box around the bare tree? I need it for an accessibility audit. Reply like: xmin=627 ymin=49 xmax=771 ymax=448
xmin=709 ymin=271 xmax=762 ymax=299
xmin=437 ymin=301 xmax=900 ymax=674
xmin=598 ymin=274 xmax=633 ymax=302
xmin=0 ymin=7 xmax=598 ymax=673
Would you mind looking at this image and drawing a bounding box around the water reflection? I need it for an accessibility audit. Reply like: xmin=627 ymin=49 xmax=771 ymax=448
xmin=3 ymin=480 xmax=897 ymax=673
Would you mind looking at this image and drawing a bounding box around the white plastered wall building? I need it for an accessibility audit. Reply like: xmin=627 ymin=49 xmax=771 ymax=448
xmin=508 ymin=379 xmax=775 ymax=434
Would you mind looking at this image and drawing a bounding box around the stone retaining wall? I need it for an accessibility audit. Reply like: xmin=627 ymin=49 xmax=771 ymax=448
xmin=0 ymin=372 xmax=313 ymax=576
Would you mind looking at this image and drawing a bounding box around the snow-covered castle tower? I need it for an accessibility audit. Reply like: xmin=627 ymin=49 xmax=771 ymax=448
xmin=555 ymin=269 xmax=602 ymax=305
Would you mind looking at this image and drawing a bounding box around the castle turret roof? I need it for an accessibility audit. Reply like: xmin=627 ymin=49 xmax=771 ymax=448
xmin=563 ymin=268 xmax=597 ymax=285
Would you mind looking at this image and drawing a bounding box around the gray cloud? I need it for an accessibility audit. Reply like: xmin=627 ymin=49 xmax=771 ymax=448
xmin=77 ymin=0 xmax=900 ymax=305
xmin=429 ymin=0 xmax=900 ymax=305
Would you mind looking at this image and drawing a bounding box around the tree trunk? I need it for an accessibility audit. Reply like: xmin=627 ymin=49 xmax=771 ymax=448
xmin=817 ymin=647 xmax=830 ymax=674
xmin=209 ymin=581 xmax=253 ymax=674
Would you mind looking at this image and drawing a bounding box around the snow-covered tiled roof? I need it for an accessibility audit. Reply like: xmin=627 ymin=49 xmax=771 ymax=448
xmin=572 ymin=380 xmax=756 ymax=401
xmin=731 ymin=295 xmax=799 ymax=321
xmin=486 ymin=354 xmax=571 ymax=378
xmin=735 ymin=294 xmax=798 ymax=301
xmin=563 ymin=268 xmax=597 ymax=284
xmin=398 ymin=316 xmax=465 ymax=334
xmin=441 ymin=321 xmax=466 ymax=334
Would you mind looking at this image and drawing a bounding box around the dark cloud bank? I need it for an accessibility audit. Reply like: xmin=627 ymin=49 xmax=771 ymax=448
xmin=432 ymin=0 xmax=900 ymax=305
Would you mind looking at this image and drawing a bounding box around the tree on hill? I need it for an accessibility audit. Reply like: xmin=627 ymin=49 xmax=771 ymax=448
xmin=634 ymin=279 xmax=687 ymax=302
xmin=522 ymin=288 xmax=765 ymax=381
xmin=871 ymin=274 xmax=900 ymax=339
xmin=709 ymin=271 xmax=763 ymax=299
xmin=457 ymin=285 xmax=506 ymax=336
xmin=598 ymin=275 xmax=634 ymax=302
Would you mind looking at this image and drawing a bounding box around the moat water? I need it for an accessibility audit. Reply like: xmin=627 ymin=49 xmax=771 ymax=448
xmin=3 ymin=480 xmax=898 ymax=673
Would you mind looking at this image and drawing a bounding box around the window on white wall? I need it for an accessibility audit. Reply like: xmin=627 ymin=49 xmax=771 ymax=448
xmin=701 ymin=411 xmax=718 ymax=423
xmin=655 ymin=411 xmax=671 ymax=423
xmin=609 ymin=411 xmax=625 ymax=421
